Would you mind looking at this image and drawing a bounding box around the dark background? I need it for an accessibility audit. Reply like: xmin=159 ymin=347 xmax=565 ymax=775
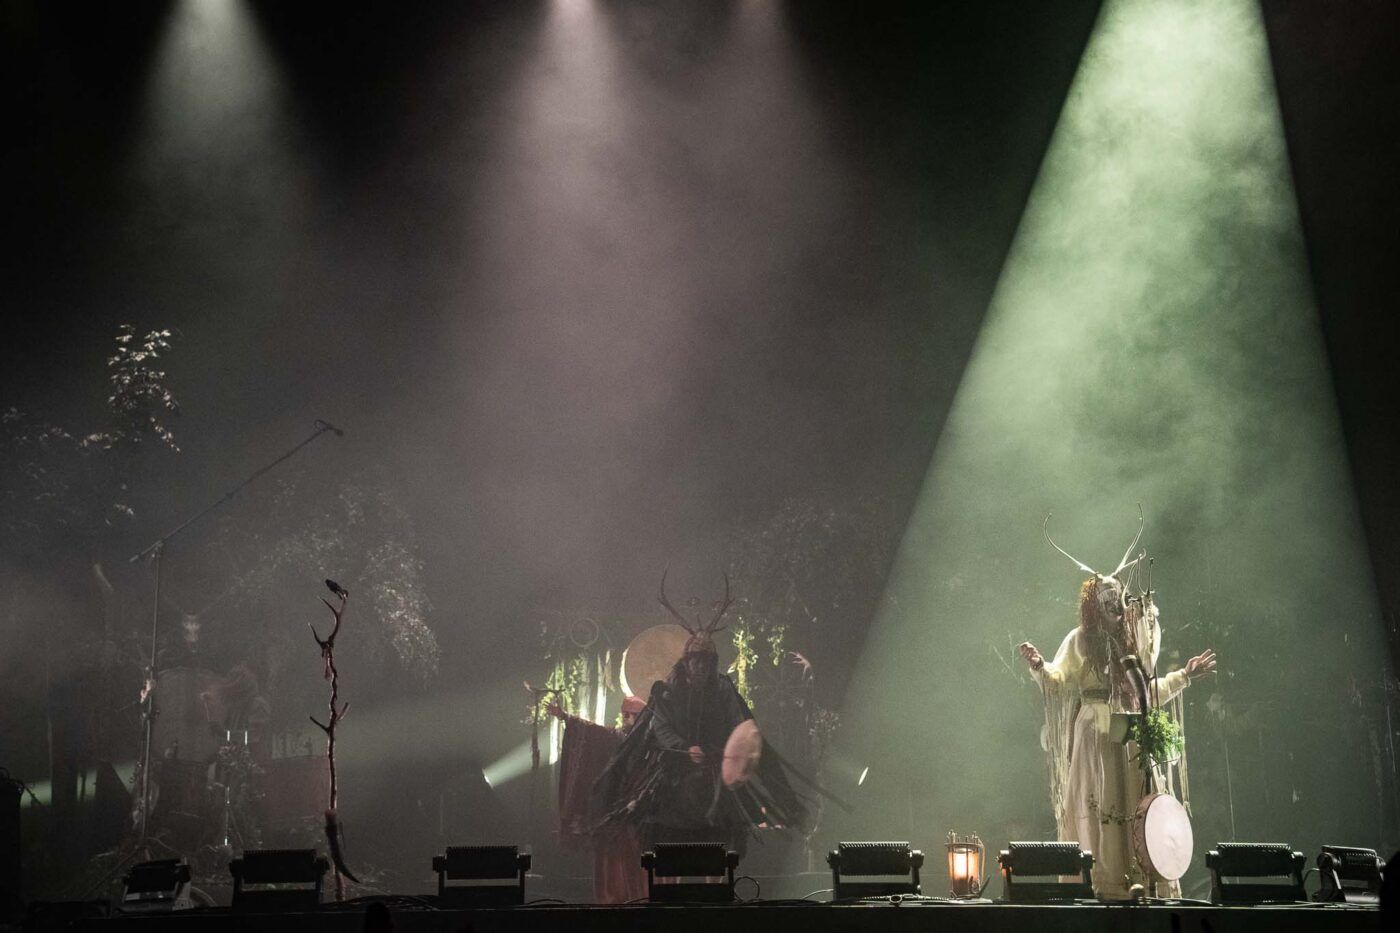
xmin=2 ymin=0 xmax=1397 ymax=895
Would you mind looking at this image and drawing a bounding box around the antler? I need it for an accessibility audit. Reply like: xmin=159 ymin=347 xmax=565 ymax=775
xmin=310 ymin=579 xmax=349 ymax=682
xmin=1110 ymin=504 xmax=1146 ymax=577
xmin=1042 ymin=513 xmax=1097 ymax=575
xmin=657 ymin=568 xmax=696 ymax=633
xmin=706 ymin=571 xmax=734 ymax=634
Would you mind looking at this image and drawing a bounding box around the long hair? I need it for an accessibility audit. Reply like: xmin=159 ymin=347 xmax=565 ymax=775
xmin=664 ymin=649 xmax=719 ymax=744
xmin=1078 ymin=577 xmax=1132 ymax=692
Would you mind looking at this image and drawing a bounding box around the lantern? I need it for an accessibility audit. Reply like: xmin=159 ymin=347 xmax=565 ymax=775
xmin=946 ymin=832 xmax=986 ymax=898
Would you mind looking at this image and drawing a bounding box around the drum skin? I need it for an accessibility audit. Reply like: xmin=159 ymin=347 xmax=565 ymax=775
xmin=721 ymin=720 xmax=762 ymax=788
xmin=1132 ymin=792 xmax=1193 ymax=881
xmin=620 ymin=625 xmax=691 ymax=698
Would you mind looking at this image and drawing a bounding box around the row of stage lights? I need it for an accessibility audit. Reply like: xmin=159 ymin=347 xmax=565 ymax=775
xmin=114 ymin=836 xmax=1385 ymax=912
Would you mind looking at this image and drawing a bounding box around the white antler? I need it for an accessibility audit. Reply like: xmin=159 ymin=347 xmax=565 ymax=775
xmin=1042 ymin=513 xmax=1097 ymax=575
xmin=1110 ymin=504 xmax=1146 ymax=577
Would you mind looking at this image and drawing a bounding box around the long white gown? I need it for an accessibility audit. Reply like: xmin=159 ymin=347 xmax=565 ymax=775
xmin=1032 ymin=616 xmax=1190 ymax=899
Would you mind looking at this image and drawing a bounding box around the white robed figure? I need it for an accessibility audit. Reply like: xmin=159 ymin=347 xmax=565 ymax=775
xmin=1019 ymin=517 xmax=1216 ymax=900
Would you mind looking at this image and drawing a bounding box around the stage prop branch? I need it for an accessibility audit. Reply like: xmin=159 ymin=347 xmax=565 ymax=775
xmin=309 ymin=578 xmax=358 ymax=899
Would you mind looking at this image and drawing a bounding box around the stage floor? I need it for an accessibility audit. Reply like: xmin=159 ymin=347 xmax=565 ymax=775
xmin=43 ymin=899 xmax=1381 ymax=933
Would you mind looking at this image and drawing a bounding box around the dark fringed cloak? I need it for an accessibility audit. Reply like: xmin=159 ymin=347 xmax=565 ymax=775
xmin=593 ymin=669 xmax=809 ymax=847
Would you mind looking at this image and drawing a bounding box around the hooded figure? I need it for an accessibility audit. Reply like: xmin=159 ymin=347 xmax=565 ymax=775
xmin=594 ymin=586 xmax=809 ymax=856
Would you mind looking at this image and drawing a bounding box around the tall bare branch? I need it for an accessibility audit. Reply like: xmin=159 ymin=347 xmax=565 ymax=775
xmin=309 ymin=578 xmax=355 ymax=899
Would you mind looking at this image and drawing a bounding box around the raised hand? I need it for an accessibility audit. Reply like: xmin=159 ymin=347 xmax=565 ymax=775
xmin=1184 ymin=649 xmax=1217 ymax=682
xmin=1018 ymin=641 xmax=1044 ymax=672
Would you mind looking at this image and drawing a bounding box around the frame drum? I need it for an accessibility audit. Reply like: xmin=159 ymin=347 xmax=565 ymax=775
xmin=721 ymin=720 xmax=762 ymax=788
xmin=620 ymin=625 xmax=690 ymax=699
xmin=1131 ymin=792 xmax=1193 ymax=882
xmin=620 ymin=624 xmax=742 ymax=699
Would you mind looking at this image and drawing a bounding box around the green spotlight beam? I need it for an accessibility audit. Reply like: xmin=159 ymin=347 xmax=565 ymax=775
xmin=835 ymin=0 xmax=1390 ymax=858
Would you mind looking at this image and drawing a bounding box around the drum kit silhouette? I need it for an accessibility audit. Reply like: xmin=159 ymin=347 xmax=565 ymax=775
xmin=103 ymin=666 xmax=324 ymax=888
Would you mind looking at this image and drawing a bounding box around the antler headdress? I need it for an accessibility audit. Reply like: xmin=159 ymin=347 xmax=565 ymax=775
xmin=657 ymin=568 xmax=734 ymax=656
xmin=1041 ymin=504 xmax=1146 ymax=585
xmin=1043 ymin=505 xmax=1155 ymax=630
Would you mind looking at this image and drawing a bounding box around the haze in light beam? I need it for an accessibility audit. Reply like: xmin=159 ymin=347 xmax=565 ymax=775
xmin=833 ymin=0 xmax=1389 ymax=864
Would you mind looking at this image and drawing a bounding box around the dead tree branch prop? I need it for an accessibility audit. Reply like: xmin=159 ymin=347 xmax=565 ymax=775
xmin=310 ymin=578 xmax=357 ymax=898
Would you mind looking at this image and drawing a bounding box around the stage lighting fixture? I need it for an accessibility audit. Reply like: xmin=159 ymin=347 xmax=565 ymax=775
xmin=229 ymin=848 xmax=329 ymax=911
xmin=1205 ymin=842 xmax=1307 ymax=904
xmin=997 ymin=841 xmax=1094 ymax=903
xmin=432 ymin=845 xmax=531 ymax=907
xmin=1314 ymin=845 xmax=1384 ymax=905
xmin=827 ymin=841 xmax=923 ymax=900
xmin=642 ymin=842 xmax=738 ymax=903
xmin=120 ymin=859 xmax=192 ymax=913
xmin=946 ymin=832 xmax=986 ymax=898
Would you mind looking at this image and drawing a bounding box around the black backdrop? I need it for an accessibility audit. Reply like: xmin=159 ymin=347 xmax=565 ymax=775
xmin=2 ymin=0 xmax=1397 ymax=882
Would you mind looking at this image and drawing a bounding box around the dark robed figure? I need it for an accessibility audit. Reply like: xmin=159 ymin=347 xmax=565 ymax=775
xmin=594 ymin=615 xmax=809 ymax=855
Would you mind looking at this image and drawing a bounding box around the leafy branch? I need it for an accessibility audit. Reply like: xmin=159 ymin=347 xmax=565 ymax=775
xmin=1127 ymin=707 xmax=1184 ymax=767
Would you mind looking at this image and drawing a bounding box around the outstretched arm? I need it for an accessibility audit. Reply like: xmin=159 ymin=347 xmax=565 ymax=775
xmin=1152 ymin=649 xmax=1216 ymax=702
xmin=546 ymin=698 xmax=618 ymax=740
xmin=1023 ymin=629 xmax=1078 ymax=686
xmin=1185 ymin=649 xmax=1217 ymax=681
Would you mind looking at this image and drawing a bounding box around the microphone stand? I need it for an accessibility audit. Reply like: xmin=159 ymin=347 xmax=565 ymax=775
xmin=84 ymin=420 xmax=342 ymax=895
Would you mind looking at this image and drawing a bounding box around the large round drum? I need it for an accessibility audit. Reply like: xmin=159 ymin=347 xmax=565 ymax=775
xmin=1131 ymin=792 xmax=1193 ymax=882
xmin=620 ymin=625 xmax=691 ymax=698
xmin=620 ymin=624 xmax=741 ymax=699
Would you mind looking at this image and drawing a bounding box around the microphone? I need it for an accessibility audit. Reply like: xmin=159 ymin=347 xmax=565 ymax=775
xmin=315 ymin=419 xmax=345 ymax=437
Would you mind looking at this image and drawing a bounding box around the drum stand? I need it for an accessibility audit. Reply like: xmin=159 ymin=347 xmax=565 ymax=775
xmin=77 ymin=421 xmax=342 ymax=899
xmin=209 ymin=731 xmax=257 ymax=855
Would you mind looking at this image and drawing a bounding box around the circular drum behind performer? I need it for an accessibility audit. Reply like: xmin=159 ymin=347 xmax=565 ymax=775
xmin=594 ymin=577 xmax=809 ymax=864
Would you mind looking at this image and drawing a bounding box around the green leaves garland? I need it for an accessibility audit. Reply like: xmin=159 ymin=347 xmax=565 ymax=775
xmin=1127 ymin=706 xmax=1184 ymax=766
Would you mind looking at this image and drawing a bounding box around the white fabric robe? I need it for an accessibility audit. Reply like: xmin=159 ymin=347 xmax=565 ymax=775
xmin=1032 ymin=620 xmax=1190 ymax=899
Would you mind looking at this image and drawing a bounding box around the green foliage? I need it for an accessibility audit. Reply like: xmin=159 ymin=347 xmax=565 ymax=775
xmin=766 ymin=622 xmax=787 ymax=668
xmin=718 ymin=497 xmax=888 ymax=764
xmin=724 ymin=496 xmax=891 ymax=697
xmin=731 ymin=618 xmax=790 ymax=707
xmin=530 ymin=616 xmax=614 ymax=724
xmin=1 ymin=325 xmax=181 ymax=545
xmin=188 ymin=465 xmax=441 ymax=692
xmin=537 ymin=659 xmax=572 ymax=721
xmin=1127 ymin=706 xmax=1184 ymax=766
xmin=732 ymin=620 xmax=758 ymax=704
xmin=101 ymin=325 xmax=181 ymax=451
